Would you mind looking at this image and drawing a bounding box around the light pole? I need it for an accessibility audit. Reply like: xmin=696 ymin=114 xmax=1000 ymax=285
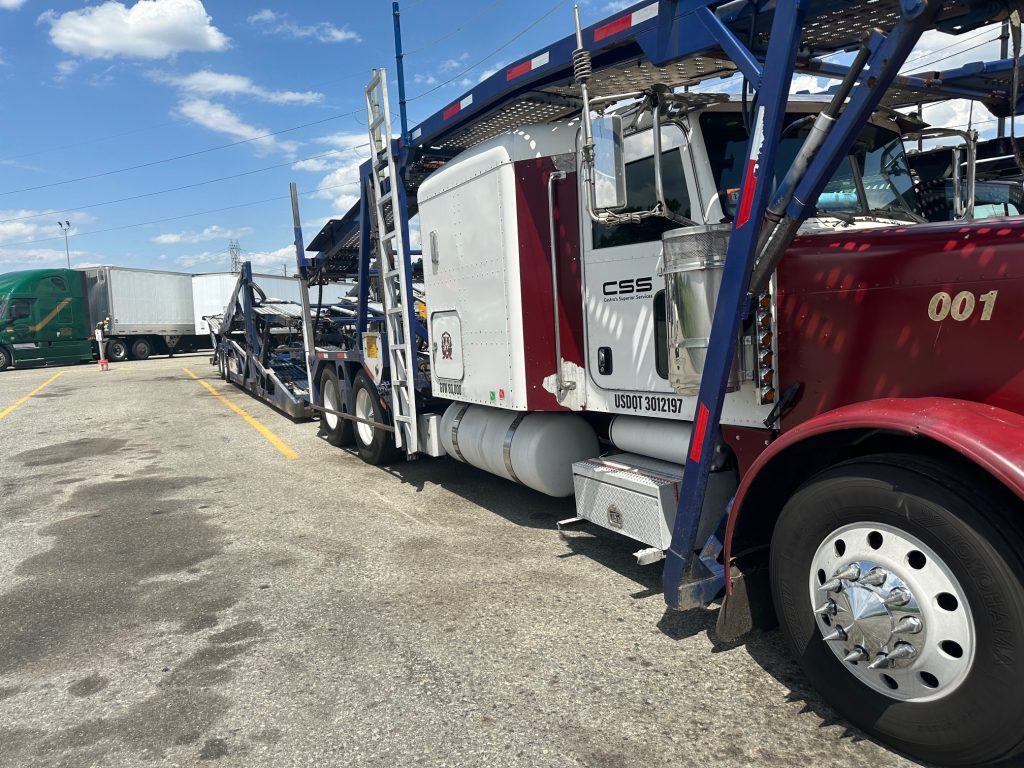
xmin=57 ymin=220 xmax=71 ymax=268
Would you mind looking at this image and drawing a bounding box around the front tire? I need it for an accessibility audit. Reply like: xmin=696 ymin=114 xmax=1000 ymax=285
xmin=0 ymin=346 xmax=9 ymax=371
xmin=770 ymin=454 xmax=1024 ymax=766
xmin=351 ymin=372 xmax=399 ymax=465
xmin=320 ymin=369 xmax=354 ymax=447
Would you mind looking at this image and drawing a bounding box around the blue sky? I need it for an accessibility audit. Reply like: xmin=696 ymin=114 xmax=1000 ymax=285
xmin=0 ymin=0 xmax=1009 ymax=275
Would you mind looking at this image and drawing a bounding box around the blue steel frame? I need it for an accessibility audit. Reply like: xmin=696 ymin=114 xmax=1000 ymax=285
xmin=662 ymin=0 xmax=945 ymax=611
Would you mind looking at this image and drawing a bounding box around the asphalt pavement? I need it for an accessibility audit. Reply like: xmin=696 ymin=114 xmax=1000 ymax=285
xmin=0 ymin=355 xmax=923 ymax=767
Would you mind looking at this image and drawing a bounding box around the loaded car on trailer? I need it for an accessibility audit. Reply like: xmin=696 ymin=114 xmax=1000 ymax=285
xmin=296 ymin=1 xmax=1024 ymax=763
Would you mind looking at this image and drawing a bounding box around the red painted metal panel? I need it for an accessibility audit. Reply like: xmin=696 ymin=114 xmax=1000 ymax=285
xmin=514 ymin=158 xmax=585 ymax=410
xmin=723 ymin=397 xmax=1024 ymax=593
xmin=691 ymin=403 xmax=710 ymax=461
xmin=443 ymin=102 xmax=461 ymax=120
xmin=776 ymin=219 xmax=1024 ymax=429
xmin=720 ymin=425 xmax=774 ymax=478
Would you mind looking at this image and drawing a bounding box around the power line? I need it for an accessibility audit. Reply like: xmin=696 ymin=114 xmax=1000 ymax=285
xmin=0 ymin=181 xmax=360 ymax=249
xmin=0 ymin=144 xmax=369 ymax=225
xmin=0 ymin=120 xmax=180 ymax=163
xmin=905 ymin=37 xmax=1001 ymax=75
xmin=900 ymin=26 xmax=999 ymax=70
xmin=404 ymin=0 xmax=507 ymax=56
xmin=406 ymin=0 xmax=568 ymax=104
xmin=0 ymin=110 xmax=364 ymax=198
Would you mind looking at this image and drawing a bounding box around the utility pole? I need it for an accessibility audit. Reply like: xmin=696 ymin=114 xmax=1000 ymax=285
xmin=229 ymin=239 xmax=242 ymax=272
xmin=57 ymin=220 xmax=71 ymax=268
xmin=282 ymin=264 xmax=288 ymax=277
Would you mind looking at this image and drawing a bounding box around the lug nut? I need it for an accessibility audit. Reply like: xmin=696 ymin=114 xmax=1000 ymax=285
xmin=819 ymin=564 xmax=860 ymax=593
xmin=835 ymin=564 xmax=861 ymax=581
xmin=822 ymin=626 xmax=848 ymax=642
xmin=814 ymin=600 xmax=838 ymax=616
xmin=844 ymin=647 xmax=868 ymax=663
xmin=867 ymin=642 xmax=918 ymax=669
xmin=892 ymin=616 xmax=923 ymax=635
xmin=884 ymin=587 xmax=911 ymax=608
xmin=857 ymin=567 xmax=888 ymax=587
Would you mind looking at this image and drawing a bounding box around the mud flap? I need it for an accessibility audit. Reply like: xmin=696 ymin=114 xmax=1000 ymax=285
xmin=715 ymin=559 xmax=776 ymax=642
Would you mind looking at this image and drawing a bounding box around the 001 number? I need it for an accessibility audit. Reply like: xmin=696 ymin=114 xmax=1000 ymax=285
xmin=927 ymin=290 xmax=998 ymax=322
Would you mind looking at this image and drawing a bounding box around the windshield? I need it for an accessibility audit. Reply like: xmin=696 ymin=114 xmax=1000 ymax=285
xmin=701 ymin=112 xmax=924 ymax=221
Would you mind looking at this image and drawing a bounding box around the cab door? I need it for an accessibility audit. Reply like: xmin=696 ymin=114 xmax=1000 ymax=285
xmin=581 ymin=123 xmax=697 ymax=397
xmin=32 ymin=275 xmax=79 ymax=362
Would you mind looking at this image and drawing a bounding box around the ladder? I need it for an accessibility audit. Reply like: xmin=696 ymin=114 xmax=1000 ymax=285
xmin=364 ymin=68 xmax=418 ymax=456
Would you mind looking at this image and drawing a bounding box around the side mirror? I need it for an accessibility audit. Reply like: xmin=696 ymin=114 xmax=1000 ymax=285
xmin=591 ymin=115 xmax=626 ymax=211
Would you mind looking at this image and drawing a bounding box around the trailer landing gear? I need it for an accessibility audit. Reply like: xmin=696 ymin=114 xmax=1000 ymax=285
xmin=770 ymin=454 xmax=1024 ymax=766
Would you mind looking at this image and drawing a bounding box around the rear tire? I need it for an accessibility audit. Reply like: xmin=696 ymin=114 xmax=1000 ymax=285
xmin=770 ymin=454 xmax=1024 ymax=766
xmin=107 ymin=339 xmax=128 ymax=362
xmin=130 ymin=338 xmax=152 ymax=360
xmin=217 ymin=351 xmax=227 ymax=380
xmin=320 ymin=369 xmax=354 ymax=447
xmin=351 ymin=371 xmax=400 ymax=465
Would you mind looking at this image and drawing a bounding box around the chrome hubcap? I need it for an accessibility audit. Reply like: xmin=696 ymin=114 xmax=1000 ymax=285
xmin=809 ymin=522 xmax=975 ymax=701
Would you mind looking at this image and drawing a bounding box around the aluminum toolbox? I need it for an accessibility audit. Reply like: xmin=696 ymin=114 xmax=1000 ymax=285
xmin=572 ymin=453 xmax=730 ymax=551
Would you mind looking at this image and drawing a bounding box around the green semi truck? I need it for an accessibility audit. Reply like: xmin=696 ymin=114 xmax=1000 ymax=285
xmin=0 ymin=266 xmax=351 ymax=371
xmin=0 ymin=266 xmax=205 ymax=371
xmin=0 ymin=268 xmax=94 ymax=370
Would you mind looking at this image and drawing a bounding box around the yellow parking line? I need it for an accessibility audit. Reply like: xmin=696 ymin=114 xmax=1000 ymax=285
xmin=0 ymin=371 xmax=65 ymax=421
xmin=182 ymin=368 xmax=298 ymax=460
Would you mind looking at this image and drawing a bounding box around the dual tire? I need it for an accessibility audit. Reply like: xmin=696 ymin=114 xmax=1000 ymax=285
xmin=771 ymin=454 xmax=1024 ymax=766
xmin=106 ymin=339 xmax=128 ymax=363
xmin=320 ymin=369 xmax=399 ymax=465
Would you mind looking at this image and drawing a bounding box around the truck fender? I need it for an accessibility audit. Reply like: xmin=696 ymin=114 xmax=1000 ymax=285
xmin=723 ymin=397 xmax=1024 ymax=597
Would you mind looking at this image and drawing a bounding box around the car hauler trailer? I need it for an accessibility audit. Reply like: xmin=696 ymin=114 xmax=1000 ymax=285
xmin=297 ymin=1 xmax=1024 ymax=763
xmin=209 ymin=260 xmax=371 ymax=420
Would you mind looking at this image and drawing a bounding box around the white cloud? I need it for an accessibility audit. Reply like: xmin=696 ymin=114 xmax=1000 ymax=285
xmin=177 ymin=244 xmax=293 ymax=269
xmin=601 ymin=1 xmax=634 ymax=12
xmin=0 ymin=248 xmax=90 ymax=271
xmin=0 ymin=210 xmax=97 ymax=246
xmin=248 ymin=9 xmax=359 ymax=44
xmin=54 ymin=59 xmax=79 ymax=81
xmin=41 ymin=0 xmax=229 ymax=60
xmin=299 ymin=132 xmax=368 ymax=213
xmin=1 ymin=0 xmax=27 ymax=9
xmin=175 ymin=98 xmax=298 ymax=156
xmin=439 ymin=53 xmax=469 ymax=72
xmin=156 ymin=70 xmax=323 ymax=105
xmin=152 ymin=224 xmax=252 ymax=245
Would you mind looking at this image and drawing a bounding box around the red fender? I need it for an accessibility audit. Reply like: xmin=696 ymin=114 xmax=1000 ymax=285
xmin=723 ymin=397 xmax=1024 ymax=595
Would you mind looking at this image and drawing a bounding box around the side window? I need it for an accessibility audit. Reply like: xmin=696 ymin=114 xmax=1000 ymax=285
xmin=50 ymin=277 xmax=67 ymax=292
xmin=11 ymin=298 xmax=34 ymax=321
xmin=654 ymin=289 xmax=668 ymax=379
xmin=592 ymin=125 xmax=691 ymax=249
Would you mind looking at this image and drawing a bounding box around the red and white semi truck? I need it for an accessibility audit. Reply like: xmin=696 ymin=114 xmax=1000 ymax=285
xmin=294 ymin=1 xmax=1024 ymax=763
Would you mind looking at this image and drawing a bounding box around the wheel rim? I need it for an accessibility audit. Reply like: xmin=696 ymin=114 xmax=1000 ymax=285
xmin=355 ymin=387 xmax=374 ymax=446
xmin=324 ymin=379 xmax=340 ymax=430
xmin=809 ymin=521 xmax=975 ymax=702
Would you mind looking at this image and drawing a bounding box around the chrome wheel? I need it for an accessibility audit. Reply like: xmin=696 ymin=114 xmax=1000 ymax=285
xmin=810 ymin=521 xmax=975 ymax=702
xmin=355 ymin=386 xmax=374 ymax=446
xmin=323 ymin=378 xmax=340 ymax=430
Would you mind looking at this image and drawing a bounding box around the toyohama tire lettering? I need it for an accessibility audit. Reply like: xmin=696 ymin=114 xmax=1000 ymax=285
xmin=927 ymin=290 xmax=997 ymax=322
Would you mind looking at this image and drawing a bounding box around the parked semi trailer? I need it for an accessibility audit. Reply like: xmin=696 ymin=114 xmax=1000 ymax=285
xmin=0 ymin=266 xmax=347 ymax=370
xmin=287 ymin=1 xmax=1024 ymax=763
